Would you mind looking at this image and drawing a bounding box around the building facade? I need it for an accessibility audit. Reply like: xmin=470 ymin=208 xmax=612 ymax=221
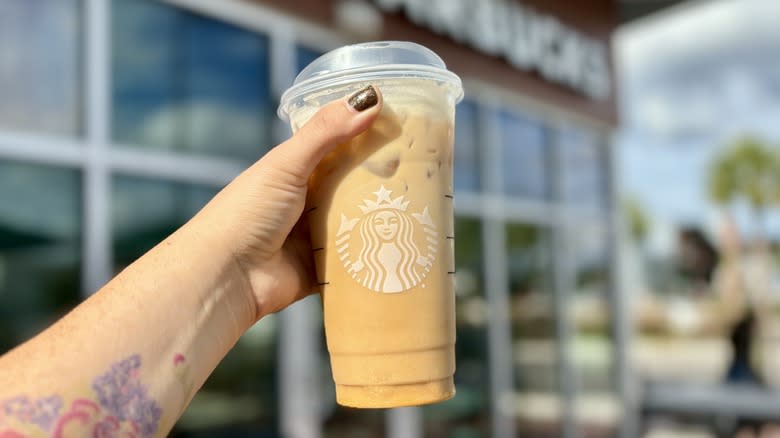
xmin=0 ymin=0 xmax=633 ymax=437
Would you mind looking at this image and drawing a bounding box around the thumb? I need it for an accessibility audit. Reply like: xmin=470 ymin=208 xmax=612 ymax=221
xmin=263 ymin=85 xmax=382 ymax=184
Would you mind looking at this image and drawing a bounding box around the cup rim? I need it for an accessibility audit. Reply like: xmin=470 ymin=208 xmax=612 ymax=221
xmin=277 ymin=64 xmax=464 ymax=122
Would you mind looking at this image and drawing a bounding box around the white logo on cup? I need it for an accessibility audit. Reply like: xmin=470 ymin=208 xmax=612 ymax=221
xmin=336 ymin=185 xmax=437 ymax=293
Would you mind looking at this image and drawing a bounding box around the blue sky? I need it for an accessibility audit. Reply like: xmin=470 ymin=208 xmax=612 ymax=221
xmin=615 ymin=0 xmax=780 ymax=248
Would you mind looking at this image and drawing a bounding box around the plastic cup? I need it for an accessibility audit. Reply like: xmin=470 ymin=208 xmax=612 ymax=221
xmin=278 ymin=41 xmax=463 ymax=408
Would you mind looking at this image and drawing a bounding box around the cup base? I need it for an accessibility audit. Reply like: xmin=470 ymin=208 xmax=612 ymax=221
xmin=335 ymin=377 xmax=455 ymax=408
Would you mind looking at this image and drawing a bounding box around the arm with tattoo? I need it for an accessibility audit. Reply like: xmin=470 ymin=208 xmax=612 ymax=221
xmin=0 ymin=89 xmax=383 ymax=437
xmin=1 ymin=355 xmax=161 ymax=437
xmin=0 ymin=211 xmax=253 ymax=438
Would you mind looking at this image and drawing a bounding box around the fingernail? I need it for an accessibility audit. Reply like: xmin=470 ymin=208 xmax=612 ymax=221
xmin=348 ymin=85 xmax=378 ymax=112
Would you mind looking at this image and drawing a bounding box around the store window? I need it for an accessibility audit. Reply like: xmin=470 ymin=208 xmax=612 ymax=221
xmin=111 ymin=175 xmax=279 ymax=436
xmin=454 ymin=100 xmax=480 ymax=193
xmin=0 ymin=0 xmax=82 ymax=136
xmin=568 ymin=224 xmax=619 ymax=437
xmin=112 ymin=0 xmax=272 ymax=162
xmin=111 ymin=175 xmax=217 ymax=271
xmin=499 ymin=110 xmax=549 ymax=200
xmin=424 ymin=217 xmax=490 ymax=437
xmin=506 ymin=223 xmax=560 ymax=437
xmin=557 ymin=126 xmax=608 ymax=208
xmin=0 ymin=161 xmax=81 ymax=353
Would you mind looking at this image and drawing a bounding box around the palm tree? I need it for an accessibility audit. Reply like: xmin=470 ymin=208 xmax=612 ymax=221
xmin=708 ymin=137 xmax=778 ymax=235
xmin=707 ymin=136 xmax=780 ymax=318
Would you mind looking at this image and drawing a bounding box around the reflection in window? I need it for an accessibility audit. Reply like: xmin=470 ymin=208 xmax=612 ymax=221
xmin=112 ymin=175 xmax=217 ymax=271
xmin=0 ymin=0 xmax=81 ymax=136
xmin=506 ymin=223 xmax=560 ymax=437
xmin=0 ymin=162 xmax=81 ymax=353
xmin=499 ymin=110 xmax=548 ymax=199
xmin=454 ymin=100 xmax=480 ymax=193
xmin=112 ymin=0 xmax=272 ymax=161
xmin=111 ymin=176 xmax=278 ymax=436
xmin=571 ymin=225 xmax=611 ymax=297
xmin=557 ymin=127 xmax=607 ymax=208
xmin=424 ymin=218 xmax=490 ymax=437
xmin=568 ymin=225 xmax=619 ymax=437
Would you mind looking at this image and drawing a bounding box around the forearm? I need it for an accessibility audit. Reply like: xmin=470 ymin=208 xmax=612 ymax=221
xmin=0 ymin=85 xmax=379 ymax=438
xmin=0 ymin=212 xmax=256 ymax=437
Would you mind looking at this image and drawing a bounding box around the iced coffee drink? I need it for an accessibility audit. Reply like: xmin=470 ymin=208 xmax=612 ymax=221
xmin=278 ymin=42 xmax=463 ymax=408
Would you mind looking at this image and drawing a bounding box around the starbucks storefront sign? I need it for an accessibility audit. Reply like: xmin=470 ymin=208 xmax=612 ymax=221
xmin=373 ymin=0 xmax=612 ymax=100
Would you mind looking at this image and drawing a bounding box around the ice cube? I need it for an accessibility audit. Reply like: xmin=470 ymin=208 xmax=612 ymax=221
xmin=362 ymin=155 xmax=400 ymax=178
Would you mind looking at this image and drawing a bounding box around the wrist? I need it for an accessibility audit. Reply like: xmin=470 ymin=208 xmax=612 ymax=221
xmin=176 ymin=214 xmax=259 ymax=331
xmin=192 ymin=171 xmax=314 ymax=322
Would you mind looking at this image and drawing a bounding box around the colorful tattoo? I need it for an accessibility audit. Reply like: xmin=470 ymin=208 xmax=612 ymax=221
xmin=53 ymin=398 xmax=140 ymax=438
xmin=0 ymin=355 xmax=162 ymax=438
xmin=2 ymin=395 xmax=62 ymax=431
xmin=91 ymin=354 xmax=161 ymax=437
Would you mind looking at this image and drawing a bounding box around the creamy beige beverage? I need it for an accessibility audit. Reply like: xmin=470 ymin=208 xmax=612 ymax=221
xmin=279 ymin=42 xmax=463 ymax=408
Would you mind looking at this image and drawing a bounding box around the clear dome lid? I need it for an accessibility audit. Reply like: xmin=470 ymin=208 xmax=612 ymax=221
xmin=278 ymin=41 xmax=463 ymax=121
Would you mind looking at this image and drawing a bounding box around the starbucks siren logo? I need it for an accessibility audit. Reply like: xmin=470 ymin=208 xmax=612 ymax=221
xmin=336 ymin=185 xmax=437 ymax=293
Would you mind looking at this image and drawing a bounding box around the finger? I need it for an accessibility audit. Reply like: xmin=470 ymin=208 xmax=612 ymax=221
xmin=264 ymin=85 xmax=382 ymax=184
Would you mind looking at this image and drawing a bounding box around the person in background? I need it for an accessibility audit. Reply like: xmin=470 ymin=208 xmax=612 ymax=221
xmin=726 ymin=310 xmax=760 ymax=386
xmin=677 ymin=227 xmax=719 ymax=295
xmin=724 ymin=309 xmax=780 ymax=438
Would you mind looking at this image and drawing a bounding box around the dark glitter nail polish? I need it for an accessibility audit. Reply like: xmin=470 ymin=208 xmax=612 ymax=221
xmin=348 ymin=85 xmax=378 ymax=111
